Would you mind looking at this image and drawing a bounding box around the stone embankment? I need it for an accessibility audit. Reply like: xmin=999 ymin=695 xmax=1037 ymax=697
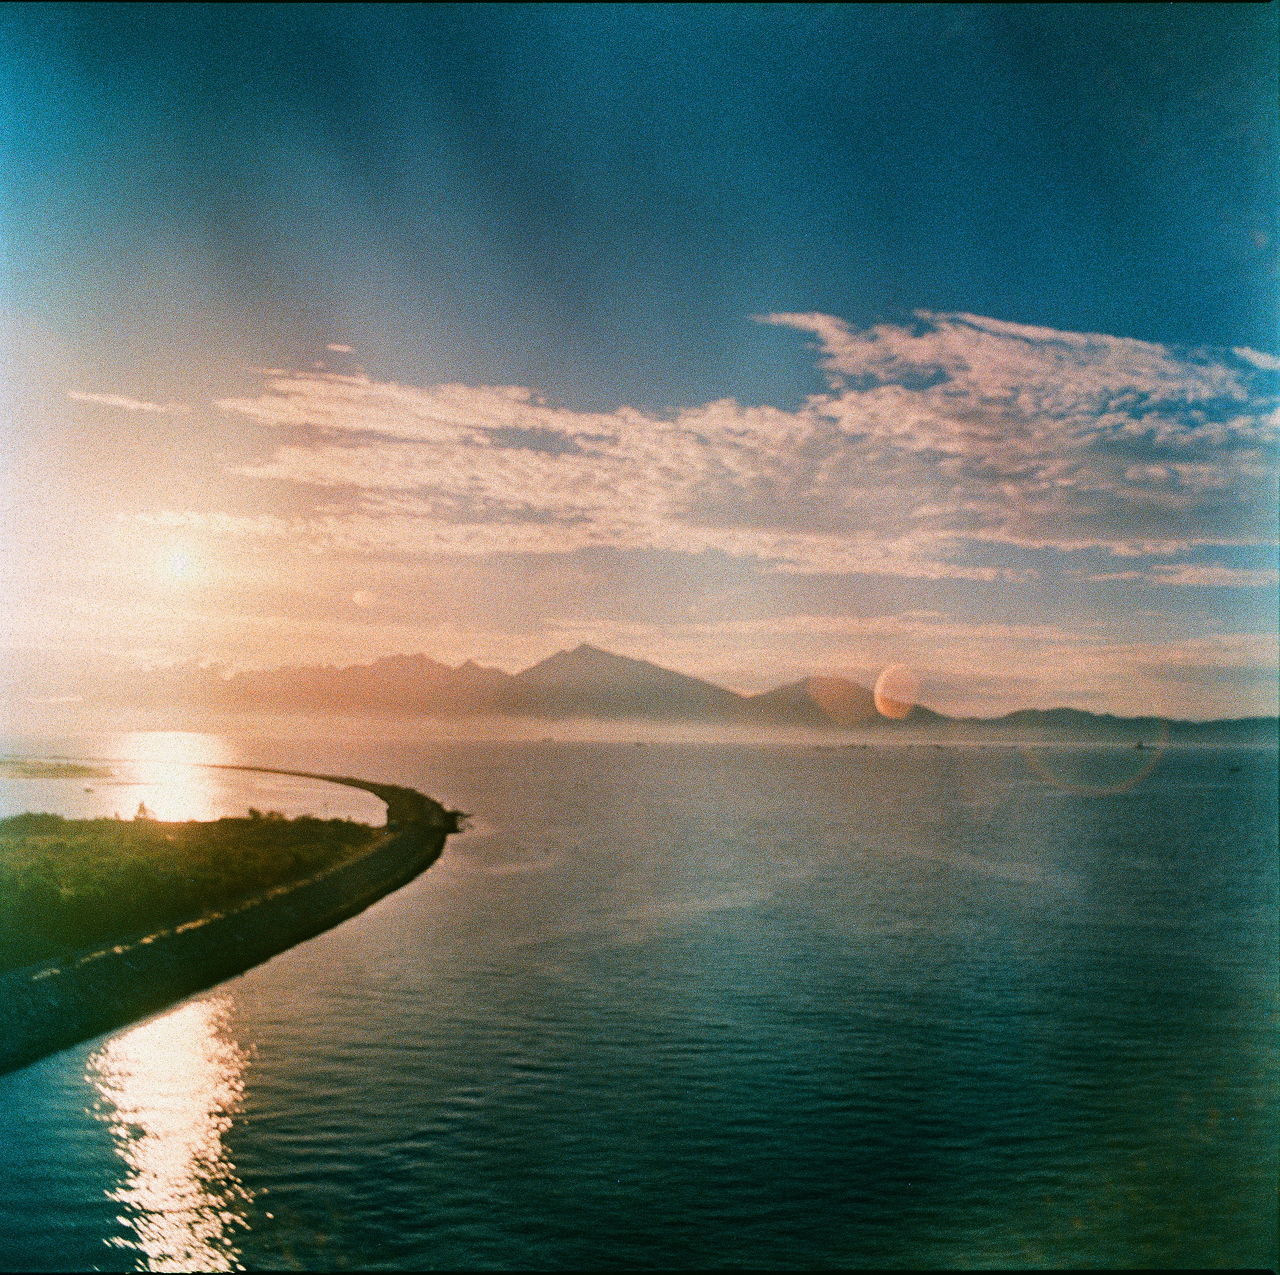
xmin=0 ymin=767 xmax=462 ymax=1077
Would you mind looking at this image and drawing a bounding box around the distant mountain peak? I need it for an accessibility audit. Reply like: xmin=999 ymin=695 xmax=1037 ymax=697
xmin=566 ymin=642 xmax=632 ymax=661
xmin=513 ymin=643 xmax=749 ymax=720
xmin=518 ymin=643 xmax=651 ymax=677
xmin=453 ymin=657 xmax=511 ymax=681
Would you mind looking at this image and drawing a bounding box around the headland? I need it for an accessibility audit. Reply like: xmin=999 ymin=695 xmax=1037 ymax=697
xmin=0 ymin=765 xmax=462 ymax=1077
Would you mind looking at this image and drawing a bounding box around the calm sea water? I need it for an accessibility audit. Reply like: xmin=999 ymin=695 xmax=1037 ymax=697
xmin=0 ymin=734 xmax=1275 ymax=1271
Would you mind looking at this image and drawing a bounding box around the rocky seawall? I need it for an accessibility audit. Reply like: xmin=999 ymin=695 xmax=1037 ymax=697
xmin=0 ymin=769 xmax=460 ymax=1077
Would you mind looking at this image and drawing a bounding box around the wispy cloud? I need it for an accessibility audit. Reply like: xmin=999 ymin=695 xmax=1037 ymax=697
xmin=127 ymin=510 xmax=300 ymax=539
xmin=68 ymin=390 xmax=189 ymax=414
xmin=1085 ymin=563 xmax=1280 ymax=588
xmin=207 ymin=313 xmax=1277 ymax=581
xmin=763 ymin=310 xmax=1279 ymax=554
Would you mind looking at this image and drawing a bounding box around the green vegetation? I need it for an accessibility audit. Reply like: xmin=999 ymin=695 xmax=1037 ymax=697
xmin=0 ymin=810 xmax=382 ymax=974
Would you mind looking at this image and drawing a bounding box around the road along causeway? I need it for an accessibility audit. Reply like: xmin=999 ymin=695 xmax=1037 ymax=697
xmin=0 ymin=763 xmax=463 ymax=1077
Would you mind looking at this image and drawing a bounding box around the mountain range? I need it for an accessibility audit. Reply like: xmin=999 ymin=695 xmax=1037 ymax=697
xmin=127 ymin=643 xmax=1276 ymax=742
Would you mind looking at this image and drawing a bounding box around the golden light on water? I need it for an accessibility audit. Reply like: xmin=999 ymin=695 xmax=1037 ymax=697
xmin=873 ymin=664 xmax=920 ymax=719
xmin=115 ymin=732 xmax=233 ymax=822
xmin=88 ymin=997 xmax=253 ymax=1273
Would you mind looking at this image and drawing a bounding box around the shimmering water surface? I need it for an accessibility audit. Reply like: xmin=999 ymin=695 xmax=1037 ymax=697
xmin=0 ymin=735 xmax=1275 ymax=1271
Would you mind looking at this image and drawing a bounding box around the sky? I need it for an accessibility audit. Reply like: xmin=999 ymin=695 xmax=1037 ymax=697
xmin=1 ymin=2 xmax=1277 ymax=721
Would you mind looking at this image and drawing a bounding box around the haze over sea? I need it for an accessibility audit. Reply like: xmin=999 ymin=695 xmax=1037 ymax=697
xmin=0 ymin=731 xmax=1274 ymax=1271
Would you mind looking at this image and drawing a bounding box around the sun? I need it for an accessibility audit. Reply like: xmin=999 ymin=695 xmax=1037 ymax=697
xmin=160 ymin=544 xmax=201 ymax=583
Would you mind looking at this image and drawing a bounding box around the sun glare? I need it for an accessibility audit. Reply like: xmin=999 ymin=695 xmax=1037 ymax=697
xmin=114 ymin=731 xmax=233 ymax=822
xmin=163 ymin=547 xmax=198 ymax=583
xmin=160 ymin=545 xmax=202 ymax=583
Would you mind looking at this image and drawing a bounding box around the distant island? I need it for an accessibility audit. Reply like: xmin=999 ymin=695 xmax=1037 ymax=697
xmin=0 ymin=760 xmax=113 ymax=781
xmin=101 ymin=643 xmax=1277 ymax=743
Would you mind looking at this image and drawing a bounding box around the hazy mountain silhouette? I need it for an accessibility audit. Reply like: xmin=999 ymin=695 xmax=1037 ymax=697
xmin=746 ymin=676 xmax=877 ymax=728
xmin=109 ymin=644 xmax=1277 ymax=741
xmin=148 ymin=652 xmax=523 ymax=717
xmin=512 ymin=643 xmax=750 ymax=722
xmin=974 ymin=706 xmax=1275 ymax=743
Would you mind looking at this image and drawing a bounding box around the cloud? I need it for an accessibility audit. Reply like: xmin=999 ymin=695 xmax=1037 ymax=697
xmin=203 ymin=313 xmax=1278 ymax=580
xmin=762 ymin=310 xmax=1279 ymax=553
xmin=128 ymin=510 xmax=298 ymax=539
xmin=545 ymin=611 xmax=1096 ymax=668
xmin=1237 ymin=347 xmax=1280 ymax=373
xmin=1085 ymin=564 xmax=1280 ymax=588
xmin=68 ymin=390 xmax=189 ymax=414
xmin=326 ymin=343 xmax=355 ymax=353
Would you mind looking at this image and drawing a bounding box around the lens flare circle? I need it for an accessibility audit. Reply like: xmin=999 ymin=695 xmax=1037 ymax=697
xmin=1019 ymin=719 xmax=1172 ymax=797
xmin=874 ymin=664 xmax=920 ymax=719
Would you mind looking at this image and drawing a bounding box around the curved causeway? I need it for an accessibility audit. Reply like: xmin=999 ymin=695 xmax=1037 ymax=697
xmin=0 ymin=766 xmax=462 ymax=1077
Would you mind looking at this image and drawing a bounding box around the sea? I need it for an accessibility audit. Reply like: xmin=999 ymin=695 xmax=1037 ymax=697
xmin=0 ymin=731 xmax=1275 ymax=1271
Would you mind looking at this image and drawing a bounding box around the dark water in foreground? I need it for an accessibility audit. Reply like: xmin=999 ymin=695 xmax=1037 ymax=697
xmin=0 ymin=737 xmax=1275 ymax=1271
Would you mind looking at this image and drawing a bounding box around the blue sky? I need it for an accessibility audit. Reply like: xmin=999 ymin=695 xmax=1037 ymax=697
xmin=1 ymin=3 xmax=1276 ymax=719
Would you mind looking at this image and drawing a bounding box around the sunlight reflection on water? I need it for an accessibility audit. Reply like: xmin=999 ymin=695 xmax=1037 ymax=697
xmin=88 ymin=996 xmax=253 ymax=1273
xmin=111 ymin=732 xmax=235 ymax=823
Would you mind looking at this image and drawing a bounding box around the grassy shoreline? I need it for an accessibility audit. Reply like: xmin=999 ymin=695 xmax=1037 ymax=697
xmin=0 ymin=810 xmax=382 ymax=975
